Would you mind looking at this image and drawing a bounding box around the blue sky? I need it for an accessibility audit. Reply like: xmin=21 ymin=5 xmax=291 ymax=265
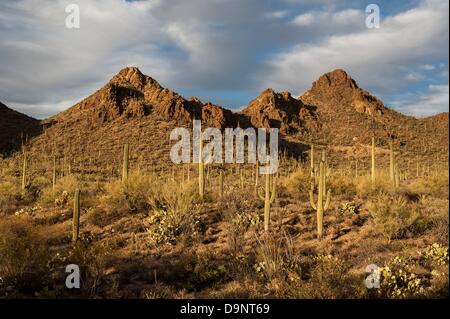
xmin=0 ymin=0 xmax=448 ymax=119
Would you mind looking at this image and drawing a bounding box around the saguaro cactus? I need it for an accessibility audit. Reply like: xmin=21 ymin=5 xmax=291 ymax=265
xmin=122 ymin=143 xmax=129 ymax=182
xmin=416 ymin=154 xmax=420 ymax=178
xmin=198 ymin=133 xmax=205 ymax=199
xmin=309 ymin=159 xmax=331 ymax=239
xmin=218 ymin=169 xmax=224 ymax=197
xmin=394 ymin=163 xmax=400 ymax=188
xmin=371 ymin=136 xmax=376 ymax=187
xmin=239 ymin=166 xmax=244 ymax=189
xmin=52 ymin=155 xmax=57 ymax=189
xmin=72 ymin=189 xmax=80 ymax=243
xmin=254 ymin=160 xmax=259 ymax=196
xmin=21 ymin=151 xmax=27 ymax=192
xmin=389 ymin=139 xmax=395 ymax=185
xmin=310 ymin=143 xmax=315 ymax=178
xmin=258 ymin=172 xmax=276 ymax=232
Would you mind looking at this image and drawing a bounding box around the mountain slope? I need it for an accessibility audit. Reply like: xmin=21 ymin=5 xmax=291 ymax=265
xmin=49 ymin=67 xmax=238 ymax=129
xmin=0 ymin=101 xmax=41 ymax=155
xmin=5 ymin=67 xmax=448 ymax=173
xmin=240 ymin=88 xmax=317 ymax=135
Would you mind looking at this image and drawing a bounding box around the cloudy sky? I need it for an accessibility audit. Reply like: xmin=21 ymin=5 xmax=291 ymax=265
xmin=0 ymin=0 xmax=448 ymax=119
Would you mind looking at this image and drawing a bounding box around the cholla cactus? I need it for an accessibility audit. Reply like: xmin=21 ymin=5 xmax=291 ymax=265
xmin=309 ymin=159 xmax=331 ymax=239
xmin=258 ymin=170 xmax=276 ymax=232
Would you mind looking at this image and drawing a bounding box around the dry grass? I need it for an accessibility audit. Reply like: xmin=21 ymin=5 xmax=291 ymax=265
xmin=0 ymin=156 xmax=448 ymax=299
xmin=0 ymin=216 xmax=52 ymax=295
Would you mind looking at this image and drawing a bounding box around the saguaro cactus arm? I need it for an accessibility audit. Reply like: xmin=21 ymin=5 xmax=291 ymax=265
xmin=258 ymin=187 xmax=265 ymax=201
xmin=324 ymin=189 xmax=331 ymax=211
xmin=309 ymin=189 xmax=317 ymax=210
xmin=269 ymin=177 xmax=276 ymax=203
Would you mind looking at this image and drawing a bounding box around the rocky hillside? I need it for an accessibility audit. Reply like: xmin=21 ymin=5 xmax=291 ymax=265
xmin=3 ymin=67 xmax=448 ymax=172
xmin=0 ymin=101 xmax=41 ymax=155
xmin=298 ymin=69 xmax=448 ymax=160
xmin=239 ymin=88 xmax=318 ymax=135
xmin=49 ymin=67 xmax=238 ymax=129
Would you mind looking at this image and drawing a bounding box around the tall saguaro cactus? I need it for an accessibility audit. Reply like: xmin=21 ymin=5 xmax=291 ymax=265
xmin=371 ymin=136 xmax=376 ymax=187
xmin=394 ymin=163 xmax=400 ymax=188
xmin=254 ymin=160 xmax=259 ymax=196
xmin=416 ymin=154 xmax=420 ymax=178
xmin=218 ymin=169 xmax=224 ymax=197
xmin=21 ymin=151 xmax=27 ymax=192
xmin=309 ymin=159 xmax=331 ymax=239
xmin=389 ymin=139 xmax=395 ymax=185
xmin=198 ymin=133 xmax=205 ymax=199
xmin=258 ymin=172 xmax=276 ymax=232
xmin=52 ymin=155 xmax=57 ymax=189
xmin=122 ymin=143 xmax=129 ymax=182
xmin=239 ymin=166 xmax=244 ymax=189
xmin=310 ymin=143 xmax=315 ymax=178
xmin=72 ymin=189 xmax=80 ymax=243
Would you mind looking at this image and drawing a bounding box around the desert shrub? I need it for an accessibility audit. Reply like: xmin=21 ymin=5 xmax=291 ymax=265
xmin=0 ymin=178 xmax=21 ymax=210
xmin=39 ymin=175 xmax=80 ymax=206
xmin=285 ymin=254 xmax=359 ymax=299
xmin=367 ymin=195 xmax=423 ymax=241
xmin=85 ymin=207 xmax=115 ymax=227
xmin=219 ymin=191 xmax=260 ymax=255
xmin=279 ymin=169 xmax=310 ymax=199
xmin=146 ymin=178 xmax=198 ymax=213
xmin=328 ymin=174 xmax=356 ymax=199
xmin=254 ymin=232 xmax=302 ymax=282
xmin=184 ymin=253 xmax=229 ymax=291
xmin=408 ymin=172 xmax=449 ymax=198
xmin=146 ymin=208 xmax=203 ymax=246
xmin=51 ymin=237 xmax=115 ymax=297
xmin=101 ymin=171 xmax=153 ymax=212
xmin=378 ymin=256 xmax=427 ymax=298
xmin=421 ymin=243 xmax=449 ymax=266
xmin=0 ymin=217 xmax=51 ymax=295
xmin=227 ymin=210 xmax=260 ymax=255
xmin=218 ymin=191 xmax=259 ymax=220
xmin=145 ymin=178 xmax=203 ymax=245
xmin=141 ymin=283 xmax=188 ymax=299
xmin=355 ymin=174 xmax=391 ymax=198
xmin=430 ymin=213 xmax=449 ymax=245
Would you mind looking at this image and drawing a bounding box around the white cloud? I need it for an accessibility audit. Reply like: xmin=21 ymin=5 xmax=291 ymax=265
xmin=265 ymin=0 xmax=449 ymax=97
xmin=292 ymin=9 xmax=362 ymax=27
xmin=265 ymin=10 xmax=289 ymax=19
xmin=419 ymin=64 xmax=436 ymax=71
xmin=392 ymin=84 xmax=449 ymax=117
xmin=0 ymin=0 xmax=448 ymax=119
